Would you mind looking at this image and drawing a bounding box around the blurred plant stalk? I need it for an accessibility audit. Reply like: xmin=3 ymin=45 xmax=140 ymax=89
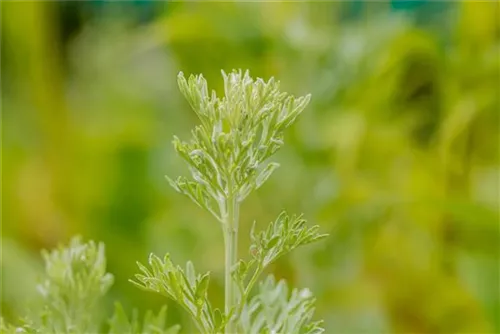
xmin=3 ymin=1 xmax=74 ymax=244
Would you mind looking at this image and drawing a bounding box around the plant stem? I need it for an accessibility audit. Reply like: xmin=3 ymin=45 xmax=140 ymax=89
xmin=223 ymin=195 xmax=239 ymax=334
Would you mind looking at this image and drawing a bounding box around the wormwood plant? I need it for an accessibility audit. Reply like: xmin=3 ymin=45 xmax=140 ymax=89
xmin=1 ymin=237 xmax=180 ymax=334
xmin=133 ymin=70 xmax=327 ymax=333
xmin=1 ymin=70 xmax=327 ymax=334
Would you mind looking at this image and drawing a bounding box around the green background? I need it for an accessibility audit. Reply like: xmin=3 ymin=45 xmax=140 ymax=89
xmin=1 ymin=1 xmax=499 ymax=333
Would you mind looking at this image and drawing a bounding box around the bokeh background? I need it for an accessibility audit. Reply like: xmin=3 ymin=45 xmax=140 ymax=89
xmin=1 ymin=1 xmax=499 ymax=333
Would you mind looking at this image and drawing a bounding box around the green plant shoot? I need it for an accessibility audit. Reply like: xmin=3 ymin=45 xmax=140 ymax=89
xmin=132 ymin=70 xmax=328 ymax=333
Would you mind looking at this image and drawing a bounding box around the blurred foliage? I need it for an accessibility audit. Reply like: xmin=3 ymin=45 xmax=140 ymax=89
xmin=1 ymin=1 xmax=499 ymax=333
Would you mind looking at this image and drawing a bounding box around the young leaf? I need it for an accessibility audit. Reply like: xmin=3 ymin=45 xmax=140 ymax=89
xmin=237 ymin=275 xmax=324 ymax=334
xmin=131 ymin=255 xmax=215 ymax=333
xmin=252 ymin=211 xmax=328 ymax=268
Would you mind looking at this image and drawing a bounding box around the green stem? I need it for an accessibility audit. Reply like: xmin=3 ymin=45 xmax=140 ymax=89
xmin=234 ymin=262 xmax=262 ymax=320
xmin=223 ymin=195 xmax=239 ymax=334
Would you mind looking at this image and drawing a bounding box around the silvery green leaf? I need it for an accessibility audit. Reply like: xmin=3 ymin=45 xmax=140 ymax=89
xmin=170 ymin=70 xmax=311 ymax=206
xmin=195 ymin=273 xmax=210 ymax=301
xmin=237 ymin=276 xmax=324 ymax=334
xmin=4 ymin=237 xmax=117 ymax=333
xmin=186 ymin=261 xmax=196 ymax=287
xmin=30 ymin=237 xmax=114 ymax=333
xmin=250 ymin=212 xmax=328 ymax=268
xmin=255 ymin=162 xmax=280 ymax=190
xmin=131 ymin=255 xmax=215 ymax=333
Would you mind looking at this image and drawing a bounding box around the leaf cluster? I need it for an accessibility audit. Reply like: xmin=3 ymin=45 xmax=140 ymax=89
xmin=1 ymin=237 xmax=180 ymax=334
xmin=141 ymin=69 xmax=327 ymax=333
xmin=131 ymin=255 xmax=222 ymax=333
xmin=238 ymin=276 xmax=324 ymax=334
xmin=134 ymin=212 xmax=328 ymax=333
xmin=168 ymin=70 xmax=311 ymax=221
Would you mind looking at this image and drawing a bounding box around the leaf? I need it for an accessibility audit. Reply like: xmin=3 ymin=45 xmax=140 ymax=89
xmin=195 ymin=272 xmax=210 ymax=300
xmin=185 ymin=261 xmax=196 ymax=287
xmin=167 ymin=272 xmax=183 ymax=300
xmin=131 ymin=256 xmax=215 ymax=333
xmin=213 ymin=308 xmax=224 ymax=331
xmin=108 ymin=303 xmax=132 ymax=334
xmin=266 ymin=236 xmax=280 ymax=250
xmin=249 ymin=211 xmax=328 ymax=270
xmin=233 ymin=259 xmax=249 ymax=279
xmin=255 ymin=162 xmax=280 ymax=190
xmin=237 ymin=275 xmax=324 ymax=334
